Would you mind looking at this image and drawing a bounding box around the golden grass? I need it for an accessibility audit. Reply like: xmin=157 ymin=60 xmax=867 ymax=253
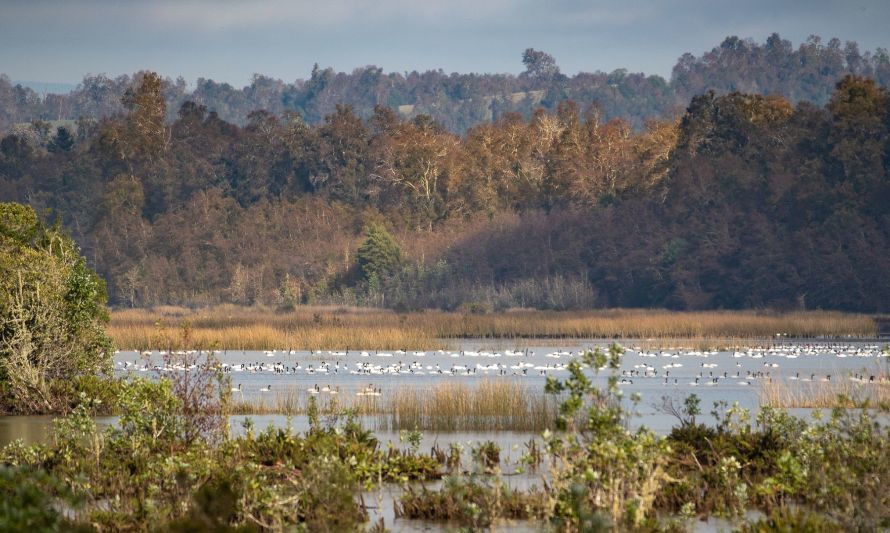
xmin=108 ymin=305 xmax=877 ymax=350
xmin=228 ymin=380 xmax=559 ymax=432
xmin=759 ymin=379 xmax=890 ymax=409
xmin=231 ymin=388 xmax=320 ymax=416
xmin=380 ymin=380 xmax=557 ymax=432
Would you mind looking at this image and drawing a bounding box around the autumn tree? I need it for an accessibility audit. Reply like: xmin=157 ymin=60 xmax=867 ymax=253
xmin=827 ymin=75 xmax=889 ymax=212
xmin=373 ymin=115 xmax=459 ymax=226
xmin=97 ymin=72 xmax=169 ymax=171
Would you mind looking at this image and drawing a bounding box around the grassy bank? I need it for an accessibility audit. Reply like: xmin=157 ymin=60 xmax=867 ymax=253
xmin=108 ymin=305 xmax=877 ymax=350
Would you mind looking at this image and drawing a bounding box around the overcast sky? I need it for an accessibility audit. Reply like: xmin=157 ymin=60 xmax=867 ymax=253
xmin=1 ymin=0 xmax=888 ymax=87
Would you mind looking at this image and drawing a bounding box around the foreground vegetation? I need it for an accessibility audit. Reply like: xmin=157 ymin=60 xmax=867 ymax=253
xmin=0 ymin=345 xmax=886 ymax=531
xmin=109 ymin=305 xmax=877 ymax=350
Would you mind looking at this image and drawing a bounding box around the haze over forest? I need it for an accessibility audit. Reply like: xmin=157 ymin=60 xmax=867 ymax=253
xmin=3 ymin=34 xmax=890 ymax=133
xmin=1 ymin=34 xmax=888 ymax=312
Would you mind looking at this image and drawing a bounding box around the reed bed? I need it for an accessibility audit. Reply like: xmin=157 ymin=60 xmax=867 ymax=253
xmin=230 ymin=389 xmax=392 ymax=417
xmin=230 ymin=388 xmax=307 ymax=415
xmin=110 ymin=323 xmax=441 ymax=351
xmin=425 ymin=309 xmax=875 ymax=340
xmin=380 ymin=380 xmax=557 ymax=432
xmin=759 ymin=379 xmax=890 ymax=408
xmin=108 ymin=305 xmax=877 ymax=350
xmin=228 ymin=381 xmax=559 ymax=432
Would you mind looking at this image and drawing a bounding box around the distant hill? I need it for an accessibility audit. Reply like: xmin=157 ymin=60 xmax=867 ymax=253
xmin=1 ymin=34 xmax=888 ymax=134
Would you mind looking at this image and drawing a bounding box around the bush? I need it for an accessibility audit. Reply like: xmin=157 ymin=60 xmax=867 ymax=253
xmin=0 ymin=202 xmax=112 ymax=414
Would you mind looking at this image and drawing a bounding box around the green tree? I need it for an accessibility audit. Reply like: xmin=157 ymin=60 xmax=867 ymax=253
xmin=356 ymin=223 xmax=401 ymax=285
xmin=47 ymin=126 xmax=75 ymax=153
xmin=0 ymin=203 xmax=112 ymax=413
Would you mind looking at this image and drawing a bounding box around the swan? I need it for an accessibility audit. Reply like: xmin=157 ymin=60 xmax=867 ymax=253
xmin=259 ymin=385 xmax=272 ymax=392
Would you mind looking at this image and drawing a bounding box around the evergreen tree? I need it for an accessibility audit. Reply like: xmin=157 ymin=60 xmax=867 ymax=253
xmin=47 ymin=126 xmax=75 ymax=153
xmin=356 ymin=223 xmax=401 ymax=284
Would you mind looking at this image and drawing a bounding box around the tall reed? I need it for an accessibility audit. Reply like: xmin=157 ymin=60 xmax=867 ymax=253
xmin=228 ymin=380 xmax=558 ymax=432
xmin=759 ymin=379 xmax=890 ymax=408
xmin=378 ymin=380 xmax=556 ymax=432
xmin=108 ymin=305 xmax=877 ymax=350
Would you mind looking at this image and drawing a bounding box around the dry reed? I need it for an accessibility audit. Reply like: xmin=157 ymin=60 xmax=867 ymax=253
xmin=228 ymin=380 xmax=559 ymax=432
xmin=759 ymin=379 xmax=890 ymax=408
xmin=108 ymin=305 xmax=877 ymax=350
xmin=380 ymin=380 xmax=557 ymax=432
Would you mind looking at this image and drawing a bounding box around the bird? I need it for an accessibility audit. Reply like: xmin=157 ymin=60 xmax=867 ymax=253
xmin=259 ymin=385 xmax=272 ymax=392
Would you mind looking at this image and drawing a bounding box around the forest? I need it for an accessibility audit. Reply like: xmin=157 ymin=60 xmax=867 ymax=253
xmin=2 ymin=33 xmax=889 ymax=134
xmin=0 ymin=35 xmax=888 ymax=312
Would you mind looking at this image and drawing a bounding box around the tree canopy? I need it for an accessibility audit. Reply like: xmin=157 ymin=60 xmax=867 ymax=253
xmin=0 ymin=69 xmax=888 ymax=313
xmin=1 ymin=34 xmax=888 ymax=134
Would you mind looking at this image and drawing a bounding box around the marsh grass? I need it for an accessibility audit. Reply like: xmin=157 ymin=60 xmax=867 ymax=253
xmin=108 ymin=305 xmax=876 ymax=350
xmin=759 ymin=379 xmax=890 ymax=408
xmin=229 ymin=387 xmax=374 ymax=416
xmin=380 ymin=380 xmax=557 ymax=432
xmin=228 ymin=381 xmax=558 ymax=432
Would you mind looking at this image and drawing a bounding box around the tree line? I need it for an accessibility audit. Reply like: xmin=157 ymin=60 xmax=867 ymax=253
xmin=0 ymin=67 xmax=888 ymax=312
xmin=2 ymin=34 xmax=889 ymax=136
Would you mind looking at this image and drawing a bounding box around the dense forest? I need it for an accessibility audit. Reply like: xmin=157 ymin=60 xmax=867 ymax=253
xmin=2 ymin=34 xmax=889 ymax=134
xmin=0 ymin=35 xmax=888 ymax=312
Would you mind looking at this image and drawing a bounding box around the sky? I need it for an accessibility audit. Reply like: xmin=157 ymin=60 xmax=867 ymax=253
xmin=1 ymin=0 xmax=888 ymax=88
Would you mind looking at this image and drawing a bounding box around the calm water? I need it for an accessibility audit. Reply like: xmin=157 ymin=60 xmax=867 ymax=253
xmin=4 ymin=339 xmax=885 ymax=445
xmin=113 ymin=339 xmax=887 ymax=415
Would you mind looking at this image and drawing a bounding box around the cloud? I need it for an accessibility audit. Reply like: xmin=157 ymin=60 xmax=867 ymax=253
xmin=1 ymin=0 xmax=889 ymax=84
xmin=134 ymin=0 xmax=525 ymax=32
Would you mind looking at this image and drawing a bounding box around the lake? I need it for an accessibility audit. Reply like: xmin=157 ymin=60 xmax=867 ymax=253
xmin=114 ymin=338 xmax=887 ymax=416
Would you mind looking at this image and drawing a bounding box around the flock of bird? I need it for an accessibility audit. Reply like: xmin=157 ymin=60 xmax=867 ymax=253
xmin=115 ymin=343 xmax=888 ymax=394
